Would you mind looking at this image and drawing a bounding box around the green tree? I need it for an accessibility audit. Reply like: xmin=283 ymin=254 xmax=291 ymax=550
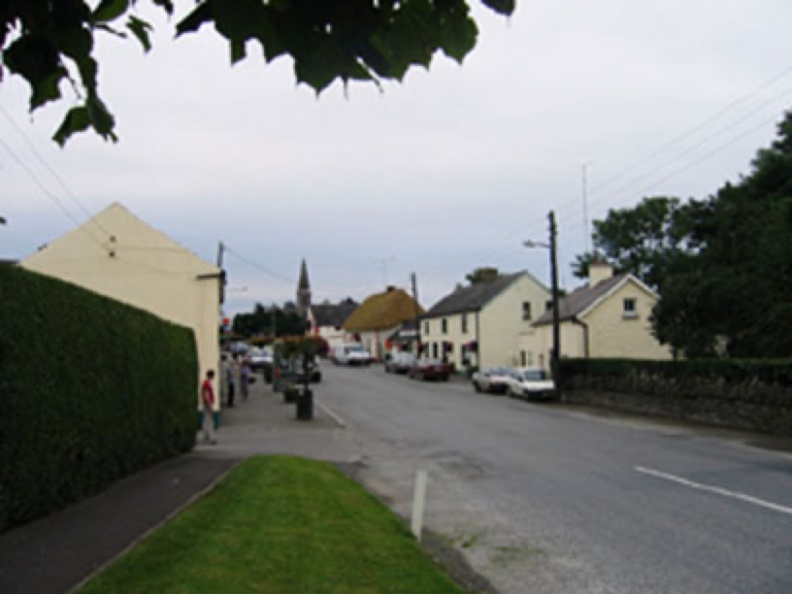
xmin=232 ymin=302 xmax=306 ymax=338
xmin=572 ymin=196 xmax=698 ymax=289
xmin=653 ymin=112 xmax=792 ymax=357
xmin=1 ymin=0 xmax=514 ymax=145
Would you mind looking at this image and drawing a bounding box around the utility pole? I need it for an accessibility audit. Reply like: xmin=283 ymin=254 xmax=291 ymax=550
xmin=216 ymin=241 xmax=226 ymax=305
xmin=581 ymin=162 xmax=591 ymax=253
xmin=411 ymin=272 xmax=422 ymax=357
xmin=548 ymin=211 xmax=561 ymax=388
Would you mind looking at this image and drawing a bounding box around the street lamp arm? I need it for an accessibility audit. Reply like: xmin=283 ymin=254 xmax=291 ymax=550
xmin=523 ymin=239 xmax=550 ymax=249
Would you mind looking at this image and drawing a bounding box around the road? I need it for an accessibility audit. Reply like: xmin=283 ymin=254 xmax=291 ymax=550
xmin=318 ymin=363 xmax=792 ymax=594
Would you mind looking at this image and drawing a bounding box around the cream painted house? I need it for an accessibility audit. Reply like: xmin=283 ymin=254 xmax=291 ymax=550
xmin=522 ymin=262 xmax=672 ymax=370
xmin=423 ymin=271 xmax=551 ymax=369
xmin=21 ymin=203 xmax=223 ymax=408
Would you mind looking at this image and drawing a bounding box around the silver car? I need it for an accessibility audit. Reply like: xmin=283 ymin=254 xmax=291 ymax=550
xmin=471 ymin=367 xmax=513 ymax=394
xmin=504 ymin=368 xmax=556 ymax=400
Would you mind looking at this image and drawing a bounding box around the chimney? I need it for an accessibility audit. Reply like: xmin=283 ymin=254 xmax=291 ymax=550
xmin=479 ymin=267 xmax=499 ymax=283
xmin=588 ymin=260 xmax=614 ymax=286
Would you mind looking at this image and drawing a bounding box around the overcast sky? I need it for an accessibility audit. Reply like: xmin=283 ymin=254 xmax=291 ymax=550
xmin=3 ymin=0 xmax=792 ymax=318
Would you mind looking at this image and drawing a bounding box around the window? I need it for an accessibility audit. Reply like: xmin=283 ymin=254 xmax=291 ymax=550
xmin=461 ymin=313 xmax=468 ymax=334
xmin=545 ymin=300 xmax=553 ymax=311
xmin=522 ymin=302 xmax=532 ymax=321
xmin=441 ymin=318 xmax=448 ymax=334
xmin=432 ymin=342 xmax=439 ymax=358
xmin=623 ymin=298 xmax=638 ymax=318
xmin=424 ymin=321 xmax=430 ymax=335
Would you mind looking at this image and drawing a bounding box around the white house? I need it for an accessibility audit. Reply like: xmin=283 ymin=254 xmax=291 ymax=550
xmin=422 ymin=271 xmax=551 ymax=369
xmin=21 ymin=202 xmax=223 ymax=406
xmin=522 ymin=261 xmax=672 ymax=369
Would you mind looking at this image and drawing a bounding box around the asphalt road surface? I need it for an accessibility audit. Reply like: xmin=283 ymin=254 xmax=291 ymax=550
xmin=318 ymin=363 xmax=792 ymax=594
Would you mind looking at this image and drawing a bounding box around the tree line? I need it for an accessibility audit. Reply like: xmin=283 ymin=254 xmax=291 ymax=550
xmin=231 ymin=302 xmax=307 ymax=339
xmin=574 ymin=111 xmax=792 ymax=359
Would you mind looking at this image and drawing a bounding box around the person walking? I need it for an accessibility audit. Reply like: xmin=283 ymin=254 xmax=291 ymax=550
xmin=200 ymin=369 xmax=217 ymax=445
xmin=240 ymin=358 xmax=251 ymax=401
xmin=223 ymin=355 xmax=236 ymax=407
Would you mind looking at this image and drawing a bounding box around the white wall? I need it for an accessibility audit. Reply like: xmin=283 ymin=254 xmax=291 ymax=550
xmin=21 ymin=203 xmax=222 ymax=407
xmin=478 ymin=275 xmax=551 ymax=368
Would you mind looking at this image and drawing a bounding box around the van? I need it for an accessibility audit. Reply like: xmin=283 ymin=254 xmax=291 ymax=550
xmin=332 ymin=343 xmax=372 ymax=366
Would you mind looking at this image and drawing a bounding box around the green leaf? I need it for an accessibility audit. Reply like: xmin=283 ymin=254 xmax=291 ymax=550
xmin=436 ymin=11 xmax=478 ymax=62
xmin=31 ymin=70 xmax=66 ymax=109
xmin=86 ymin=95 xmax=117 ymax=141
xmin=73 ymin=55 xmax=99 ymax=94
xmin=230 ymin=39 xmax=247 ymax=64
xmin=480 ymin=0 xmax=516 ymax=17
xmin=151 ymin=0 xmax=175 ymax=15
xmin=57 ymin=27 xmax=94 ymax=60
xmin=53 ymin=106 xmax=92 ymax=146
xmin=212 ymin=0 xmax=269 ymax=42
xmin=92 ymin=0 xmax=131 ymax=24
xmin=126 ymin=16 xmax=153 ymax=52
xmin=176 ymin=2 xmax=213 ymax=36
xmin=4 ymin=35 xmax=66 ymax=109
xmin=253 ymin=11 xmax=287 ymax=62
xmin=294 ymin=39 xmax=354 ymax=93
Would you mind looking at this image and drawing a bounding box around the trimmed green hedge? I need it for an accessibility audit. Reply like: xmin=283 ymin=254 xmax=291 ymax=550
xmin=561 ymin=358 xmax=792 ymax=388
xmin=0 ymin=266 xmax=198 ymax=532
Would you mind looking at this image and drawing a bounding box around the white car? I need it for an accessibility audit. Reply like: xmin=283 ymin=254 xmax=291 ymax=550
xmin=332 ymin=343 xmax=372 ymax=366
xmin=504 ymin=368 xmax=556 ymax=400
xmin=248 ymin=346 xmax=273 ymax=371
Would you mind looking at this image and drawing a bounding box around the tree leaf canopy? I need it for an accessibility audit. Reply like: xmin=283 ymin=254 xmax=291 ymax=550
xmin=0 ymin=0 xmax=514 ymax=144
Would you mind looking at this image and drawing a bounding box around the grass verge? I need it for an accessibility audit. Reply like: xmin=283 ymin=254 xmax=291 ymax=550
xmin=80 ymin=455 xmax=470 ymax=594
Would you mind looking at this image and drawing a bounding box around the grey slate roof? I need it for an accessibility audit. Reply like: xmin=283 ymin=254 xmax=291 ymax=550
xmin=311 ymin=301 xmax=358 ymax=328
xmin=424 ymin=273 xmax=524 ymax=319
xmin=533 ymin=273 xmax=628 ymax=326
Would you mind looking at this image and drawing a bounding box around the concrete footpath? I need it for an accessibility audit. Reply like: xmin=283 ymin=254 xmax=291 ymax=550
xmin=0 ymin=377 xmax=360 ymax=594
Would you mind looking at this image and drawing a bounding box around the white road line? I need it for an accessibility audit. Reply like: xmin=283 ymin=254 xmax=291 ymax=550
xmin=635 ymin=466 xmax=792 ymax=517
xmin=315 ymin=398 xmax=346 ymax=429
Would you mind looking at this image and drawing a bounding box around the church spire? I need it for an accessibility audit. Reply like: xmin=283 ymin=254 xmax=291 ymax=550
xmin=297 ymin=258 xmax=311 ymax=315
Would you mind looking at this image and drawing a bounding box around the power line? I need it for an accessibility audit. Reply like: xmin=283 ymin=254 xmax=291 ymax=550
xmin=588 ymin=64 xmax=792 ymax=197
xmin=0 ymin=134 xmax=109 ymax=251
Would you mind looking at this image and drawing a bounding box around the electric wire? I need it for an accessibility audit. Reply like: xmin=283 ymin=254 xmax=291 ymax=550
xmin=0 ymin=105 xmax=114 ymax=240
xmin=0 ymin=134 xmax=109 ymax=252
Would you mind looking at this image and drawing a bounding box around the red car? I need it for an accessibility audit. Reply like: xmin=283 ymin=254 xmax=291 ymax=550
xmin=408 ymin=358 xmax=452 ymax=381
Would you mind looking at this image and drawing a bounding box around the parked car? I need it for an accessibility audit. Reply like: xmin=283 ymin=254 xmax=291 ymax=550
xmin=332 ymin=343 xmax=372 ymax=366
xmin=408 ymin=358 xmax=452 ymax=381
xmin=471 ymin=367 xmax=513 ymax=394
xmin=385 ymin=352 xmax=416 ymax=374
xmin=504 ymin=368 xmax=556 ymax=400
xmin=248 ymin=346 xmax=273 ymax=371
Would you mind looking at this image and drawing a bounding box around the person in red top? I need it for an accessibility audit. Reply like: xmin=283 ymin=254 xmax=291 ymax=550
xmin=200 ymin=369 xmax=217 ymax=445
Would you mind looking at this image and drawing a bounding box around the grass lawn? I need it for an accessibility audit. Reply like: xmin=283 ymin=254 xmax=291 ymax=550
xmin=81 ymin=456 xmax=470 ymax=594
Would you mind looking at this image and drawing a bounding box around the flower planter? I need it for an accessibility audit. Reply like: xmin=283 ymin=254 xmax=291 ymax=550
xmin=283 ymin=384 xmax=299 ymax=403
xmin=296 ymin=388 xmax=313 ymax=420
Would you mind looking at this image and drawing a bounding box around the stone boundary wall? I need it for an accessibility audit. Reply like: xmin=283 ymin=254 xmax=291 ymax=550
xmin=561 ymin=372 xmax=792 ymax=436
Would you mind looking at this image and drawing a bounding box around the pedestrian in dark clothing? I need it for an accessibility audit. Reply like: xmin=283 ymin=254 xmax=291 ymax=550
xmin=223 ymin=355 xmax=236 ymax=407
